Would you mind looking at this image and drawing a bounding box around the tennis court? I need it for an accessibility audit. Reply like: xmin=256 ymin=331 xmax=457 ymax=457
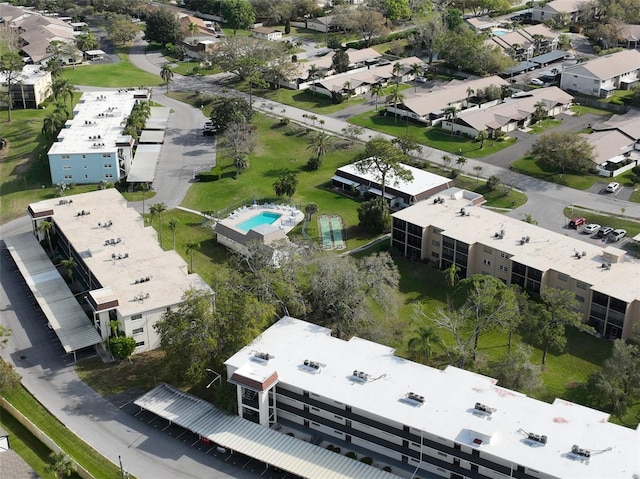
xmin=318 ymin=215 xmax=346 ymax=250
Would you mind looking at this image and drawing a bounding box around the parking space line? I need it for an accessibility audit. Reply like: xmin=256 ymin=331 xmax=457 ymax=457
xmin=243 ymin=458 xmax=252 ymax=469
xmin=176 ymin=430 xmax=187 ymax=439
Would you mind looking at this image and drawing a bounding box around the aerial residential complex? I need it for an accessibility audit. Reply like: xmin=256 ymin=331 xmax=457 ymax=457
xmin=47 ymin=90 xmax=149 ymax=185
xmin=225 ymin=316 xmax=640 ymax=479
xmin=25 ymin=189 xmax=211 ymax=352
xmin=391 ymin=188 xmax=640 ymax=340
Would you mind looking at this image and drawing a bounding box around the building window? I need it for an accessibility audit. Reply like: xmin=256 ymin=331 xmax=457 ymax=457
xmin=103 ymin=164 xmax=112 ymax=168
xmin=135 ymin=340 xmax=145 ymax=347
xmin=131 ymin=314 xmax=142 ymax=320
xmin=102 ymin=153 xmax=111 ymax=158
xmin=432 ymin=240 xmax=440 ymax=247
xmin=132 ymin=327 xmax=144 ymax=334
xmin=500 ymin=252 xmax=510 ymax=259
xmin=63 ymin=165 xmax=71 ymax=170
xmin=83 ymin=165 xmax=88 ymax=169
xmin=431 ymin=252 xmax=440 ymax=259
xmin=84 ymin=175 xmax=88 ymax=179
xmin=482 ymin=259 xmax=491 ymax=266
xmin=64 ymin=174 xmax=72 ymax=180
xmin=61 ymin=155 xmax=70 ymax=159
xmin=499 ymin=265 xmax=508 ymax=272
xmin=105 ymin=174 xmax=113 ymax=179
xmin=575 ymin=295 xmax=585 ymax=303
xmin=432 ymin=227 xmax=443 ymax=234
xmin=82 ymin=154 xmax=86 ymax=159
xmin=558 ymin=273 xmax=569 ymax=282
xmin=576 ymin=281 xmax=588 ymax=290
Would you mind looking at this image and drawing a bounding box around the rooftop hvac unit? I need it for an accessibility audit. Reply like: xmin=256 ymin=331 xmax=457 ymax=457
xmin=571 ymin=445 xmax=590 ymax=458
xmin=474 ymin=402 xmax=495 ymax=415
xmin=407 ymin=392 xmax=425 ymax=403
xmin=254 ymin=352 xmax=272 ymax=361
xmin=304 ymin=359 xmax=320 ymax=369
xmin=527 ymin=432 xmax=547 ymax=444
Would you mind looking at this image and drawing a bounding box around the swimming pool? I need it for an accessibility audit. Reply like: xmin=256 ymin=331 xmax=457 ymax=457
xmin=492 ymin=28 xmax=510 ymax=36
xmin=237 ymin=212 xmax=282 ymax=232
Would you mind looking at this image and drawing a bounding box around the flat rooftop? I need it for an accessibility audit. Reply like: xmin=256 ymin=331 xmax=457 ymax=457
xmin=392 ymin=190 xmax=640 ymax=303
xmin=48 ymin=90 xmax=146 ymax=155
xmin=28 ymin=189 xmax=210 ymax=316
xmin=225 ymin=317 xmax=640 ymax=479
xmin=337 ymin=160 xmax=451 ymax=197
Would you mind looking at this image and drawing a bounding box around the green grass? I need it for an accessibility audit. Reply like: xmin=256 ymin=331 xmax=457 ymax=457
xmin=230 ymin=80 xmax=367 ymax=114
xmin=454 ymin=175 xmax=528 ymax=208
xmin=528 ymin=119 xmax=560 ymax=134
xmin=0 ymin=407 xmax=82 ymax=478
xmin=571 ymin=104 xmax=614 ymax=117
xmin=63 ymin=47 xmax=162 ymax=87
xmin=510 ymin=156 xmax=600 ymax=190
xmin=349 ymin=111 xmax=516 ymax=158
xmin=2 ymin=387 xmax=122 ymax=479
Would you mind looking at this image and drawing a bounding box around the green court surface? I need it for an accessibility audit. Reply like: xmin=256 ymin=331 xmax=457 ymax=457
xmin=318 ymin=215 xmax=346 ymax=250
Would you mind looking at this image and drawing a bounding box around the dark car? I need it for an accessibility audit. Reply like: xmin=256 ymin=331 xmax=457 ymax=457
xmin=569 ymin=217 xmax=586 ymax=229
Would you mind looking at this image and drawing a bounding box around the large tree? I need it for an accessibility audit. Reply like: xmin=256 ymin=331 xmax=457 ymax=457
xmin=331 ymin=49 xmax=350 ymax=73
xmin=273 ymin=172 xmax=298 ymax=198
xmin=525 ymin=287 xmax=586 ymax=365
xmin=221 ymin=0 xmax=256 ymax=35
xmin=493 ymin=344 xmax=542 ymax=394
xmin=145 ymin=8 xmax=184 ymax=45
xmin=370 ymin=0 xmax=411 ymax=23
xmin=528 ymin=131 xmax=595 ymax=174
xmin=0 ymin=50 xmax=24 ymax=122
xmin=306 ymin=130 xmax=333 ymax=169
xmin=350 ymin=8 xmax=389 ymax=47
xmin=105 ymin=13 xmax=139 ymax=45
xmin=358 ymin=197 xmax=391 ymax=233
xmin=155 ymin=281 xmax=274 ymax=382
xmin=357 ymin=136 xmax=413 ymax=200
xmin=209 ymin=95 xmax=253 ymax=133
xmin=219 ymin=122 xmax=257 ymax=178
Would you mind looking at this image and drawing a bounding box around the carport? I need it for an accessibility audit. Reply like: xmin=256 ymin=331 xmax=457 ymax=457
xmin=138 ymin=130 xmax=165 ymax=144
xmin=4 ymin=233 xmax=102 ymax=361
xmin=531 ymin=50 xmax=570 ymax=67
xmin=145 ymin=107 xmax=171 ymax=130
xmin=127 ymin=144 xmax=161 ymax=183
xmin=134 ymin=383 xmax=401 ymax=479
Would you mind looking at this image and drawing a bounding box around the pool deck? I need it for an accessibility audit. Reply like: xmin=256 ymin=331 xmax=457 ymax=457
xmin=218 ymin=203 xmax=305 ymax=235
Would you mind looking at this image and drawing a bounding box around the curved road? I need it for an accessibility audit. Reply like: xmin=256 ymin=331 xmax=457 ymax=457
xmin=2 ymin=35 xmax=640 ymax=479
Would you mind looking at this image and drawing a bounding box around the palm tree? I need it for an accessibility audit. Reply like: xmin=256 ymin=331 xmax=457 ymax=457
xmin=386 ymin=86 xmax=405 ymax=123
xmin=444 ymin=105 xmax=458 ymax=135
xmin=185 ymin=239 xmax=200 ymax=273
xmin=456 ymin=156 xmax=467 ymax=172
xmin=161 ymin=64 xmax=174 ymax=93
xmin=443 ymin=263 xmax=460 ymax=288
xmin=151 ymin=202 xmax=167 ymax=246
xmin=370 ymin=84 xmax=384 ymax=111
xmin=52 ymin=78 xmax=77 ymax=112
xmin=38 ymin=220 xmax=54 ymax=253
xmin=59 ymin=257 xmax=77 ymax=284
xmin=534 ymin=100 xmax=547 ymax=124
xmin=168 ymin=218 xmax=179 ymax=250
xmin=188 ymin=22 xmax=199 ymax=45
xmin=48 ymin=452 xmax=75 ymax=479
xmin=466 ymin=87 xmax=475 ymax=107
xmin=307 ymin=130 xmax=333 ymax=164
xmin=476 ymin=129 xmax=488 ymax=149
xmin=342 ymin=80 xmax=352 ymax=96
xmin=409 ymin=62 xmax=422 ymax=92
xmin=306 ymin=65 xmax=324 ymax=96
xmin=532 ymin=34 xmax=545 ymax=55
xmin=234 ymin=156 xmax=249 ymax=179
xmin=304 ymin=202 xmax=318 ymax=220
xmin=42 ymin=112 xmax=64 ymax=140
xmin=408 ymin=325 xmax=443 ymax=363
xmin=392 ymin=62 xmax=403 ymax=85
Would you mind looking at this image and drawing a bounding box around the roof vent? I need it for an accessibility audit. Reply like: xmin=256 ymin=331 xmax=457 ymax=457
xmin=406 ymin=392 xmax=425 ymax=404
xmin=254 ymin=351 xmax=272 ymax=361
xmin=303 ymin=359 xmax=320 ymax=370
xmin=571 ymin=445 xmax=590 ymax=458
xmin=474 ymin=402 xmax=495 ymax=415
xmin=600 ymin=262 xmax=612 ymax=270
xmin=76 ymin=210 xmax=90 ymax=217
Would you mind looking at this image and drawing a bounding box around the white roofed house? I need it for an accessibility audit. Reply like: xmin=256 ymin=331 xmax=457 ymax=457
xmin=560 ymin=49 xmax=640 ymax=98
xmin=251 ymin=26 xmax=283 ymax=41
xmin=444 ymin=87 xmax=573 ymax=138
xmin=0 ymin=64 xmax=52 ymax=109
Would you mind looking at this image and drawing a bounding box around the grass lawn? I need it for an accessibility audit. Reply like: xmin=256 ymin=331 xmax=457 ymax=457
xmin=510 ymin=156 xmax=599 ymax=190
xmin=2 ymin=387 xmax=122 ymax=479
xmin=563 ymin=206 xmax=640 ymax=237
xmin=349 ymin=111 xmax=516 ymax=158
xmin=528 ymin=119 xmax=560 ymax=134
xmin=63 ymin=47 xmax=162 ymax=87
xmin=571 ymin=104 xmax=613 ymax=117
xmin=230 ymin=80 xmax=366 ymax=114
xmin=454 ymin=175 xmax=527 ymax=208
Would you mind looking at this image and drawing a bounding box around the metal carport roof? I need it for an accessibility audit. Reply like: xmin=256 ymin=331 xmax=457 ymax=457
xmin=4 ymin=232 xmax=102 ymax=356
xmin=531 ymin=50 xmax=569 ymax=65
xmin=127 ymin=144 xmax=161 ymax=183
xmin=135 ymin=383 xmax=401 ymax=479
xmin=138 ymin=130 xmax=165 ymax=144
xmin=145 ymin=107 xmax=171 ymax=130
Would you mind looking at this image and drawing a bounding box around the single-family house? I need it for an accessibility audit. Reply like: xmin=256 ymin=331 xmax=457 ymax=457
xmin=466 ymin=16 xmax=501 ymax=32
xmin=443 ymin=87 xmax=573 ymax=137
xmin=531 ymin=0 xmax=592 ymax=23
xmin=560 ymin=49 xmax=640 ymax=97
xmin=609 ymin=23 xmax=640 ymax=49
xmin=387 ymin=76 xmax=509 ymax=125
xmin=304 ymin=15 xmax=336 ymax=33
xmin=251 ymin=26 xmax=283 ymax=41
xmin=332 ymin=159 xmax=453 ymax=208
xmin=0 ymin=427 xmax=40 ymax=479
xmin=586 ymin=110 xmax=640 ymax=176
xmin=486 ymin=24 xmax=560 ymax=61
xmin=13 ymin=14 xmax=79 ymax=65
xmin=0 ymin=64 xmax=52 ymax=109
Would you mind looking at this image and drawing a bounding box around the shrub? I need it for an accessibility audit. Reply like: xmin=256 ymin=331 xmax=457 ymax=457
xmin=487 ymin=175 xmax=501 ymax=190
xmin=195 ymin=172 xmax=219 ymax=182
xmin=327 ymin=445 xmax=334 ymax=451
xmin=307 ymin=156 xmax=322 ymax=170
xmin=333 ymin=447 xmax=341 ymax=453
xmin=360 ymin=456 xmax=373 ymax=465
xmin=449 ymin=169 xmax=459 ymax=179
xmin=346 ymin=451 xmax=357 ymax=459
xmin=383 ymin=466 xmax=392 ymax=472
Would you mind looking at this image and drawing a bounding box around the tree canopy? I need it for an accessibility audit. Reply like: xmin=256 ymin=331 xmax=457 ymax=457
xmin=358 ymin=137 xmax=413 ymax=199
xmin=221 ymin=0 xmax=256 ymax=35
xmin=528 ymin=131 xmax=595 ymax=174
xmin=144 ymin=8 xmax=184 ymax=45
xmin=209 ymin=95 xmax=253 ymax=132
xmin=105 ymin=13 xmax=139 ymax=45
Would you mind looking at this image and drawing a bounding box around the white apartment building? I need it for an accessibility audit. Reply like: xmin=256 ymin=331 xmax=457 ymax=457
xmin=27 ymin=189 xmax=212 ymax=352
xmin=225 ymin=316 xmax=640 ymax=479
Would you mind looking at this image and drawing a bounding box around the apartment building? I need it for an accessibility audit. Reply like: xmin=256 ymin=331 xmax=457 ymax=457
xmin=27 ymin=189 xmax=212 ymax=352
xmin=47 ymin=90 xmax=149 ymax=185
xmin=390 ymin=188 xmax=640 ymax=340
xmin=225 ymin=316 xmax=640 ymax=479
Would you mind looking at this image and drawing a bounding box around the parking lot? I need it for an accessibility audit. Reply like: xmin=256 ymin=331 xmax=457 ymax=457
xmin=118 ymin=401 xmax=298 ymax=479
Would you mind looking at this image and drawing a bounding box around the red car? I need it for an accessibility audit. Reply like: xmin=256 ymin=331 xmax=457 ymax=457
xmin=569 ymin=217 xmax=586 ymax=228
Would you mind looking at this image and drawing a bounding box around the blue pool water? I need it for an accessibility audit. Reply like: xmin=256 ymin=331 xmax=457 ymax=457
xmin=493 ymin=29 xmax=509 ymax=36
xmin=237 ymin=212 xmax=282 ymax=232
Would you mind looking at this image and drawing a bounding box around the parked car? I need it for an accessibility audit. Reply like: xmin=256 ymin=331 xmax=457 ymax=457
xmin=569 ymin=217 xmax=586 ymax=228
xmin=597 ymin=226 xmax=613 ymax=238
xmin=608 ymin=229 xmax=627 ymax=242
xmin=203 ymin=122 xmax=218 ymax=136
xmin=417 ymin=76 xmax=427 ymax=83
xmin=605 ymin=182 xmax=620 ymax=193
xmin=583 ymin=223 xmax=600 ymax=234
xmin=529 ymin=78 xmax=544 ymax=86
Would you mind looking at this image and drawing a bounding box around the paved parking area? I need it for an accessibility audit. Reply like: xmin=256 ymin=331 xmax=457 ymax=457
xmin=119 ymin=402 xmax=298 ymax=479
xmin=586 ymin=182 xmax=634 ymax=201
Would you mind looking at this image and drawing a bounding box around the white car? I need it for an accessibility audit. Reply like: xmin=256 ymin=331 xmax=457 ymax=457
xmin=529 ymin=78 xmax=544 ymax=86
xmin=605 ymin=182 xmax=620 ymax=193
xmin=417 ymin=76 xmax=427 ymax=83
xmin=583 ymin=223 xmax=600 ymax=234
xmin=608 ymin=229 xmax=627 ymax=242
